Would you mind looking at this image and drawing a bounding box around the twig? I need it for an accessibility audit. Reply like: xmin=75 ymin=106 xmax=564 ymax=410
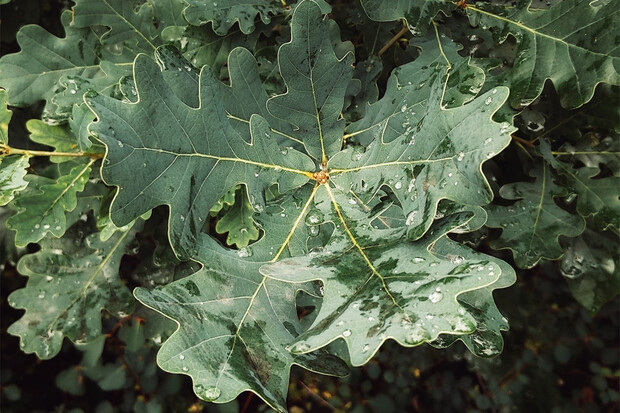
xmin=377 ymin=22 xmax=409 ymax=57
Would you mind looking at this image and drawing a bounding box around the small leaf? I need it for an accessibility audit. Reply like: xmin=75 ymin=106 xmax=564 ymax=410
xmin=560 ymin=228 xmax=619 ymax=313
xmin=7 ymin=160 xmax=94 ymax=246
xmin=7 ymin=219 xmax=143 ymax=359
xmin=0 ymin=155 xmax=29 ymax=206
xmin=215 ymin=187 xmax=260 ymax=248
xmin=486 ymin=164 xmax=586 ymax=269
xmin=0 ymin=89 xmax=11 ymax=144
xmin=27 ymin=120 xmax=102 ymax=162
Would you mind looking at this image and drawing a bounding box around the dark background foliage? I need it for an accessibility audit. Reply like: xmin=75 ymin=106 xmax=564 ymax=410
xmin=1 ymin=1 xmax=618 ymax=412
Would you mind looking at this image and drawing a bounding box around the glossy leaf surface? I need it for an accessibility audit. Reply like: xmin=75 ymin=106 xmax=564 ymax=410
xmin=466 ymin=0 xmax=620 ymax=109
xmin=486 ymin=165 xmax=586 ymax=269
xmin=7 ymin=220 xmax=143 ymax=359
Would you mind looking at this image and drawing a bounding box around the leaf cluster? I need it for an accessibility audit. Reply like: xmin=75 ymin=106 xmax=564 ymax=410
xmin=0 ymin=0 xmax=618 ymax=410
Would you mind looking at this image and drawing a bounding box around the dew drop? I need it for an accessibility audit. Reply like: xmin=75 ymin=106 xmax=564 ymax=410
xmin=182 ymin=366 xmax=189 ymax=372
xmin=236 ymin=247 xmax=252 ymax=258
xmin=203 ymin=387 xmax=221 ymax=401
xmin=394 ymin=181 xmax=402 ymax=190
xmin=457 ymin=151 xmax=465 ymax=161
xmin=450 ymin=255 xmax=465 ymax=265
xmin=485 ymin=97 xmax=492 ymax=105
xmin=401 ymin=104 xmax=407 ymax=112
xmin=429 ymin=290 xmax=443 ymax=303
xmin=342 ymin=330 xmax=352 ymax=337
xmin=405 ymin=211 xmax=418 ymax=226
xmin=179 ymin=354 xmax=185 ymax=360
xmin=308 ymin=225 xmax=320 ymax=237
xmin=362 ymin=344 xmax=370 ymax=353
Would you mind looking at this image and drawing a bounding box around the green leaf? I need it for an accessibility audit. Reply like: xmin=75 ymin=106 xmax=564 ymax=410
xmin=560 ymin=228 xmax=620 ymax=313
xmin=486 ymin=165 xmax=586 ymax=269
xmin=266 ymin=0 xmax=354 ymax=161
xmin=215 ymin=187 xmax=260 ymax=248
xmin=0 ymin=155 xmax=29 ymax=206
xmin=6 ymin=160 xmax=94 ymax=246
xmin=360 ymin=0 xmax=456 ymax=35
xmin=86 ymin=51 xmax=314 ymax=259
xmin=7 ymin=219 xmax=143 ymax=359
xmin=331 ymin=81 xmax=513 ymax=241
xmin=183 ymin=0 xmax=283 ymax=35
xmin=0 ymin=89 xmax=11 ymax=144
xmin=0 ymin=11 xmax=131 ymax=108
xmin=71 ymin=0 xmax=159 ymax=53
xmin=262 ymin=192 xmax=511 ymax=365
xmin=222 ymin=47 xmax=294 ymax=143
xmin=541 ymin=144 xmax=620 ymax=230
xmin=429 ymin=255 xmax=516 ymax=357
xmin=26 ymin=120 xmax=102 ymax=162
xmin=344 ymin=30 xmax=487 ymax=146
xmin=134 ymin=239 xmax=349 ymax=412
xmin=161 ymin=24 xmax=262 ymax=72
xmin=466 ymin=0 xmax=620 ymax=109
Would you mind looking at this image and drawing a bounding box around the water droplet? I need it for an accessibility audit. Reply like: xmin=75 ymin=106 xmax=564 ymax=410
xmin=179 ymin=354 xmax=185 ymax=360
xmin=401 ymin=104 xmax=407 ymax=112
xmin=290 ymin=342 xmax=310 ymax=353
xmin=43 ymin=224 xmax=50 ymax=230
xmin=405 ymin=211 xmax=418 ymax=226
xmin=342 ymin=330 xmax=352 ymax=337
xmin=394 ymin=181 xmax=402 ymax=190
xmin=46 ymin=276 xmax=54 ymax=282
xmin=405 ymin=325 xmax=429 ymax=344
xmin=362 ymin=344 xmax=370 ymax=353
xmin=203 ymin=387 xmax=221 ymax=401
xmin=429 ymin=290 xmax=443 ymax=303
xmin=457 ymin=151 xmax=465 ymax=161
xmin=237 ymin=247 xmax=252 ymax=258
xmin=38 ymin=291 xmax=45 ymax=299
xmin=368 ymin=316 xmax=375 ymax=321
xmin=348 ymin=198 xmax=357 ymax=205
xmin=485 ymin=97 xmax=492 ymax=105
xmin=412 ymin=257 xmax=425 ymax=263
xmin=305 ymin=210 xmax=324 ymax=226
xmin=308 ymin=225 xmax=320 ymax=237
xmin=484 ymin=138 xmax=492 ymax=145
xmin=450 ymin=256 xmax=465 ymax=265
xmin=117 ymin=141 xmax=124 ymax=148
xmin=34 ymin=224 xmax=40 ymax=229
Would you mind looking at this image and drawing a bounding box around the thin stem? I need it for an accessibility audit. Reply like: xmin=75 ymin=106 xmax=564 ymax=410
xmin=511 ymin=135 xmax=535 ymax=148
xmin=552 ymin=151 xmax=620 ymax=156
xmin=1 ymin=144 xmax=104 ymax=159
xmin=377 ymin=21 xmax=409 ymax=57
